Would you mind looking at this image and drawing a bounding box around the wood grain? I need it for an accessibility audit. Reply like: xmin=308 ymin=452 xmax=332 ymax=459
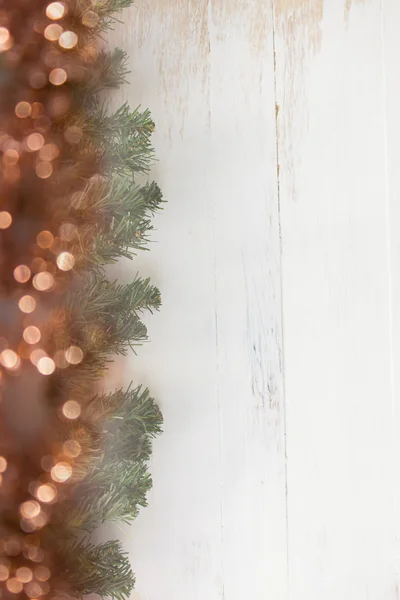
xmin=106 ymin=0 xmax=400 ymax=598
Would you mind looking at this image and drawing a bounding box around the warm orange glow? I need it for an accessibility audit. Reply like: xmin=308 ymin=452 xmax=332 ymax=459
xmin=63 ymin=439 xmax=81 ymax=457
xmin=82 ymin=10 xmax=100 ymax=28
xmin=51 ymin=461 xmax=72 ymax=483
xmin=0 ymin=349 xmax=19 ymax=370
xmin=16 ymin=567 xmax=33 ymax=583
xmin=49 ymin=67 xmax=67 ymax=86
xmin=62 ymin=400 xmax=81 ymax=420
xmin=0 ymin=456 xmax=7 ymax=472
xmin=44 ymin=23 xmax=63 ymax=41
xmin=36 ymin=483 xmax=57 ymax=503
xmin=35 ymin=566 xmax=51 ymax=582
xmin=20 ymin=501 xmax=40 ymax=519
xmin=6 ymin=578 xmax=23 ymax=594
xmin=36 ymin=161 xmax=53 ymax=179
xmin=26 ymin=133 xmax=45 ymax=152
xmin=46 ymin=1 xmax=66 ymax=19
xmin=25 ymin=546 xmax=44 ymax=563
xmin=30 ymin=349 xmax=47 ymax=366
xmin=23 ymin=326 xmax=41 ymax=345
xmin=14 ymin=264 xmax=31 ymax=283
xmin=0 ymin=564 xmax=9 ymax=582
xmin=54 ymin=349 xmax=69 ymax=368
xmin=65 ymin=345 xmax=83 ymax=365
xmin=15 ymin=102 xmax=31 ymax=118
xmin=33 ymin=271 xmax=54 ymax=291
xmin=39 ymin=143 xmax=59 ymax=161
xmin=37 ymin=357 xmax=56 ymax=376
xmin=25 ymin=581 xmax=43 ymax=598
xmin=19 ymin=295 xmax=36 ymax=314
xmin=3 ymin=149 xmax=19 ymax=165
xmin=0 ymin=27 xmax=10 ymax=45
xmin=59 ymin=30 xmax=78 ymax=49
xmin=37 ymin=230 xmax=54 ymax=249
xmin=0 ymin=211 xmax=12 ymax=229
xmin=57 ymin=251 xmax=75 ymax=271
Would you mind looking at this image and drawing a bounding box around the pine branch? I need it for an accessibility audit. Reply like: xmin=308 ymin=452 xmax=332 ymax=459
xmin=58 ymin=539 xmax=135 ymax=600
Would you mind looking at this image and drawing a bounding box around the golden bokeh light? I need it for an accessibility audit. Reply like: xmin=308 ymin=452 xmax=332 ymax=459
xmin=65 ymin=345 xmax=83 ymax=365
xmin=0 ymin=456 xmax=7 ymax=472
xmin=36 ymin=483 xmax=57 ymax=503
xmin=59 ymin=222 xmax=77 ymax=240
xmin=49 ymin=67 xmax=67 ymax=86
xmin=0 ymin=349 xmax=19 ymax=370
xmin=15 ymin=101 xmax=31 ymax=119
xmin=3 ymin=149 xmax=19 ymax=165
xmin=0 ymin=211 xmax=12 ymax=229
xmin=62 ymin=400 xmax=81 ymax=420
xmin=33 ymin=271 xmax=54 ymax=291
xmin=39 ymin=143 xmax=59 ymax=161
xmin=14 ymin=264 xmax=31 ymax=283
xmin=26 ymin=133 xmax=45 ymax=152
xmin=6 ymin=578 xmax=23 ymax=594
xmin=44 ymin=23 xmax=63 ymax=41
xmin=16 ymin=567 xmax=33 ymax=583
xmin=30 ymin=349 xmax=47 ymax=367
xmin=0 ymin=27 xmax=10 ymax=45
xmin=64 ymin=125 xmax=82 ymax=145
xmin=36 ymin=161 xmax=53 ymax=179
xmin=63 ymin=439 xmax=81 ymax=457
xmin=19 ymin=295 xmax=36 ymax=313
xmin=46 ymin=1 xmax=66 ymax=19
xmin=37 ymin=356 xmax=56 ymax=376
xmin=20 ymin=500 xmax=40 ymax=519
xmin=57 ymin=251 xmax=75 ymax=271
xmin=25 ymin=546 xmax=44 ymax=563
xmin=82 ymin=10 xmax=100 ymax=28
xmin=51 ymin=461 xmax=72 ymax=483
xmin=23 ymin=326 xmax=41 ymax=345
xmin=59 ymin=31 xmax=78 ymax=49
xmin=0 ymin=564 xmax=9 ymax=582
xmin=25 ymin=581 xmax=43 ymax=598
xmin=37 ymin=230 xmax=54 ymax=248
xmin=35 ymin=566 xmax=51 ymax=582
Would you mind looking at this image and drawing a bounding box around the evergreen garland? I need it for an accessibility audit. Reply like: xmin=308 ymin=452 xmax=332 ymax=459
xmin=0 ymin=1 xmax=162 ymax=598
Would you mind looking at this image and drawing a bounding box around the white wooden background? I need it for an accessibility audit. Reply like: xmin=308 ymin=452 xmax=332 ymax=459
xmin=107 ymin=1 xmax=400 ymax=598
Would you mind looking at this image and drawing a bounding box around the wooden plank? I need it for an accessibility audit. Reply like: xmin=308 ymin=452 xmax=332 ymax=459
xmin=274 ymin=1 xmax=396 ymax=597
xmin=209 ymin=2 xmax=288 ymax=599
xmin=107 ymin=1 xmax=287 ymax=599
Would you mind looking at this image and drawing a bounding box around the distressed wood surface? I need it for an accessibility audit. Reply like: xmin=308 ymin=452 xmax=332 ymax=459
xmin=107 ymin=0 xmax=400 ymax=598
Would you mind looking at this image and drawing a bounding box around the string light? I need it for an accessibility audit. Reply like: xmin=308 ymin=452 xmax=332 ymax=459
xmin=14 ymin=265 xmax=31 ymax=283
xmin=0 ymin=26 xmax=10 ymax=45
xmin=46 ymin=2 xmax=66 ymax=20
xmin=82 ymin=11 xmax=100 ymax=28
xmin=63 ymin=439 xmax=81 ymax=457
xmin=51 ymin=461 xmax=72 ymax=483
xmin=26 ymin=133 xmax=45 ymax=151
xmin=57 ymin=251 xmax=75 ymax=271
xmin=15 ymin=101 xmax=31 ymax=118
xmin=36 ymin=161 xmax=53 ymax=179
xmin=36 ymin=483 xmax=57 ymax=503
xmin=30 ymin=349 xmax=47 ymax=366
xmin=0 ymin=350 xmax=19 ymax=370
xmin=16 ymin=567 xmax=33 ymax=583
xmin=37 ymin=357 xmax=55 ymax=375
xmin=65 ymin=345 xmax=83 ymax=365
xmin=0 ymin=211 xmax=12 ymax=229
xmin=37 ymin=230 xmax=54 ymax=248
xmin=44 ymin=23 xmax=63 ymax=41
xmin=23 ymin=326 xmax=41 ymax=345
xmin=25 ymin=581 xmax=43 ymax=598
xmin=64 ymin=125 xmax=83 ymax=145
xmin=39 ymin=143 xmax=59 ymax=161
xmin=33 ymin=271 xmax=54 ymax=291
xmin=20 ymin=501 xmax=41 ymax=519
xmin=35 ymin=566 xmax=51 ymax=581
xmin=0 ymin=564 xmax=9 ymax=582
xmin=6 ymin=578 xmax=23 ymax=594
xmin=62 ymin=400 xmax=81 ymax=420
xmin=0 ymin=456 xmax=7 ymax=472
xmin=49 ymin=68 xmax=67 ymax=86
xmin=59 ymin=31 xmax=78 ymax=49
